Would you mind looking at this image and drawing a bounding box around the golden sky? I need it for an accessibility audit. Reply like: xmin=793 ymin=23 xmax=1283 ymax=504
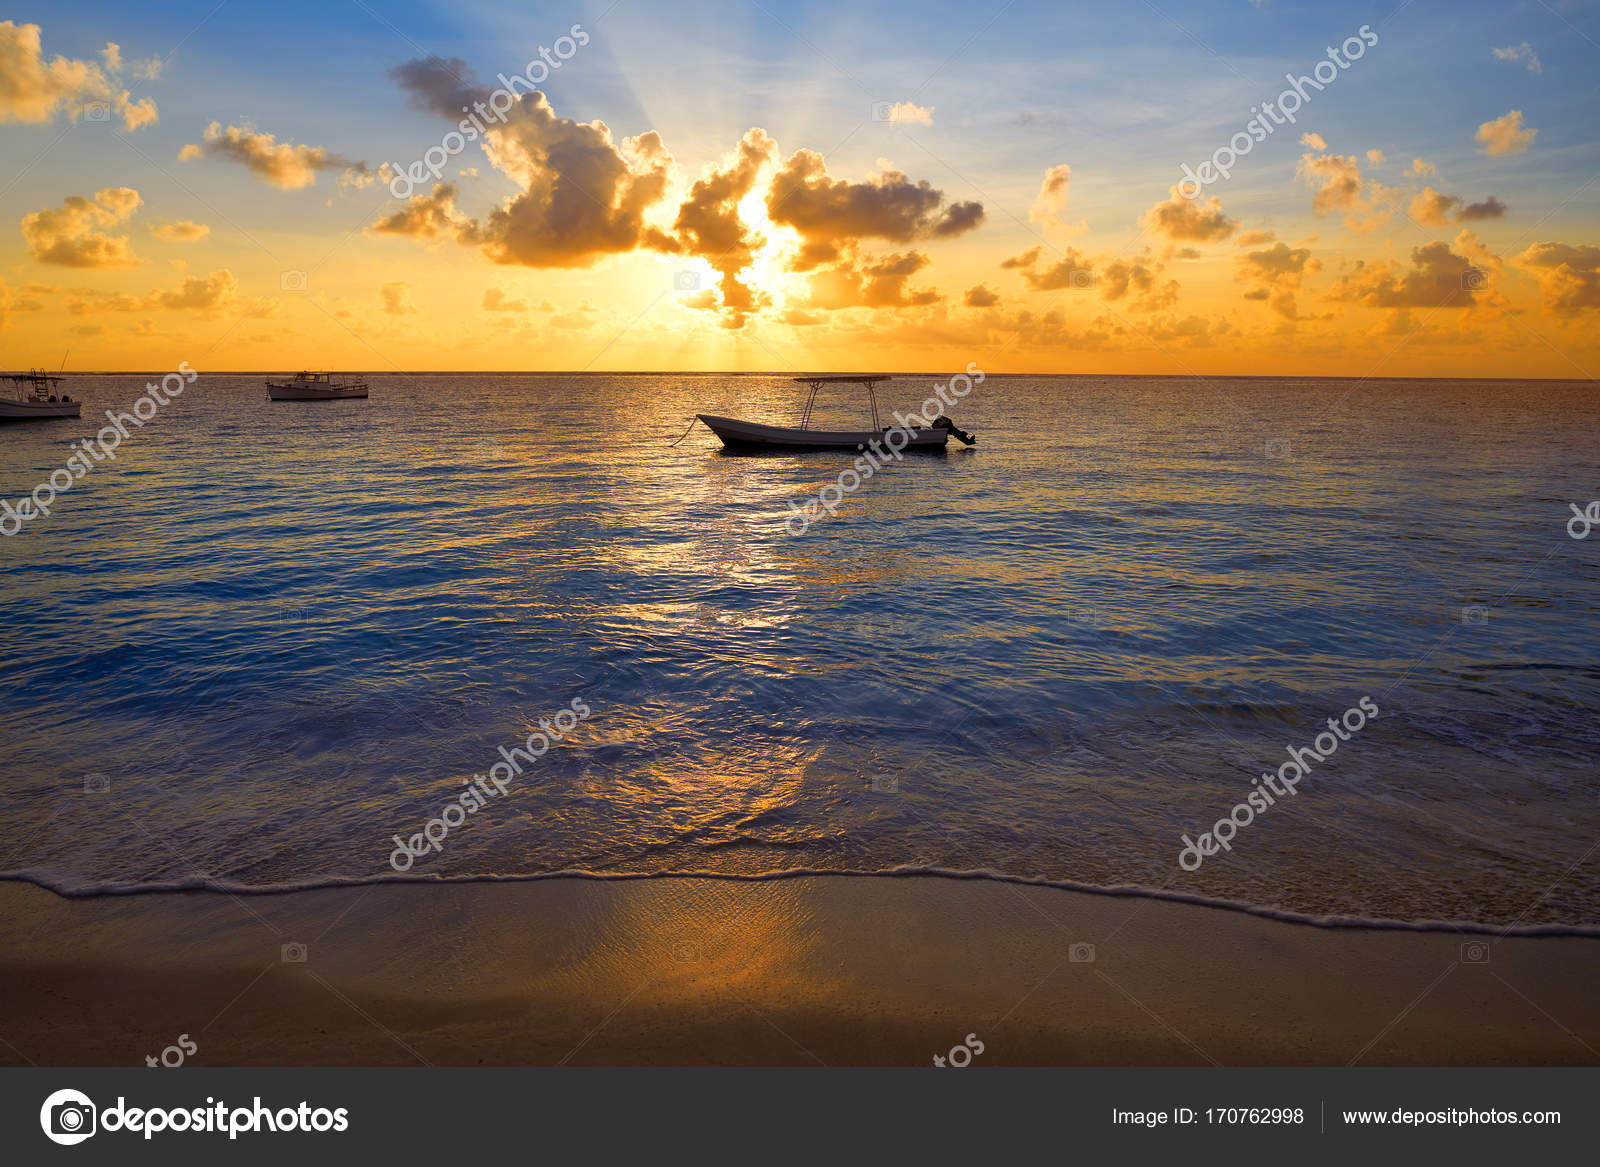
xmin=2 ymin=3 xmax=1598 ymax=376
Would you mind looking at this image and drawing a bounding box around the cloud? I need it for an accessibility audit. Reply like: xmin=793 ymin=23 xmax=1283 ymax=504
xmin=964 ymin=283 xmax=999 ymax=308
xmin=381 ymin=57 xmax=981 ymax=323
xmin=1454 ymin=227 xmax=1503 ymax=279
xmin=1515 ymin=242 xmax=1600 ymax=314
xmin=149 ymin=269 xmax=236 ymax=310
xmin=0 ymin=21 xmax=159 ymax=130
xmin=179 ymin=122 xmax=369 ymax=189
xmin=1298 ymin=152 xmax=1392 ymax=231
xmin=381 ymin=282 xmax=418 ymax=315
xmin=1410 ymin=187 xmax=1509 ymax=227
xmin=886 ymin=101 xmax=933 ymax=127
xmin=1237 ymin=242 xmax=1314 ymax=284
xmin=369 ymin=181 xmax=475 ymax=241
xmin=1406 ymin=158 xmax=1436 ymax=177
xmin=389 ymin=56 xmax=675 ymax=269
xmin=482 ymin=289 xmax=530 ymax=311
xmin=66 ymin=268 xmax=237 ymax=312
xmin=150 ymin=219 xmax=209 ymax=242
xmin=768 ymin=150 xmax=982 ymax=256
xmin=1028 ymin=164 xmax=1086 ymax=239
xmin=1139 ymin=185 xmax=1236 ymax=243
xmin=1235 ymin=229 xmax=1276 ymax=246
xmin=804 ymin=251 xmax=941 ymax=309
xmin=1235 ymin=241 xmax=1317 ymax=319
xmin=21 ymin=187 xmax=143 ymax=267
xmin=1458 ymin=195 xmax=1508 ymax=221
xmin=1476 ymin=110 xmax=1536 ymax=156
xmin=1099 ymin=257 xmax=1178 ymax=312
xmin=1299 ymin=132 xmax=1327 ymax=150
xmin=1325 ymin=241 xmax=1482 ymax=308
xmin=1001 ymin=245 xmax=1094 ymax=290
xmin=665 ymin=128 xmax=778 ymax=326
xmin=1409 ymin=186 xmax=1461 ymax=226
xmin=1492 ymin=43 xmax=1542 ymax=75
xmin=1366 ymin=148 xmax=1386 ymax=165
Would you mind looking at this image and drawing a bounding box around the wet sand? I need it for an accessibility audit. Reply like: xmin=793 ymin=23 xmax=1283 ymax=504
xmin=0 ymin=875 xmax=1595 ymax=1066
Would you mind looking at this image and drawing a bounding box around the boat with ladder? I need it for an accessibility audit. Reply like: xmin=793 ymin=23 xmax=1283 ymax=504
xmin=0 ymin=371 xmax=80 ymax=421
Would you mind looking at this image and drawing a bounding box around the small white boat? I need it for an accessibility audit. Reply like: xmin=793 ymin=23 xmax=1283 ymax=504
xmin=266 ymin=371 xmax=369 ymax=400
xmin=697 ymin=375 xmax=974 ymax=452
xmin=0 ymin=371 xmax=81 ymax=421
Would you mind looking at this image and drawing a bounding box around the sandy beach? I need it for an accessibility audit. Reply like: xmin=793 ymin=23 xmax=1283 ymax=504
xmin=1 ymin=875 xmax=1595 ymax=1067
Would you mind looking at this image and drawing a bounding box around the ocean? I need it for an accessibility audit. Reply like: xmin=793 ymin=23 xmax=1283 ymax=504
xmin=2 ymin=372 xmax=1596 ymax=930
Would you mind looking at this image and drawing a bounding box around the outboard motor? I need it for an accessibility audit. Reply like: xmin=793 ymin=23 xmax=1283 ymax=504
xmin=932 ymin=416 xmax=977 ymax=446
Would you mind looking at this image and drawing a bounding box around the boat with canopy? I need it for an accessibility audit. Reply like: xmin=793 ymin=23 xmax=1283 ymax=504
xmin=0 ymin=371 xmax=80 ymax=421
xmin=696 ymin=375 xmax=975 ymax=451
xmin=266 ymin=372 xmax=369 ymax=400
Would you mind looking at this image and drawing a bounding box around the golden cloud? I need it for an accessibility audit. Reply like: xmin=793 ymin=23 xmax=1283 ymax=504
xmin=180 ymin=122 xmax=370 ymax=189
xmin=21 ymin=187 xmax=143 ymax=267
xmin=1515 ymin=242 xmax=1600 ymax=314
xmin=1139 ymin=186 xmax=1236 ymax=244
xmin=1476 ymin=110 xmax=1536 ymax=156
xmin=0 ymin=21 xmax=158 ymax=130
xmin=150 ymin=220 xmax=209 ymax=242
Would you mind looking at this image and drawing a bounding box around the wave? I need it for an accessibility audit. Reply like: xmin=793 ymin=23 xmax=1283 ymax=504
xmin=4 ymin=865 xmax=1597 ymax=938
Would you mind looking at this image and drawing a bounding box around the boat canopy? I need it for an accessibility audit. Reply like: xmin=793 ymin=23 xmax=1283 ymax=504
xmin=790 ymin=375 xmax=892 ymax=383
xmin=792 ymin=374 xmax=893 ymax=429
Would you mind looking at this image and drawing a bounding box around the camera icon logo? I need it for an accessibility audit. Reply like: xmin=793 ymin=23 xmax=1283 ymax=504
xmin=40 ymin=1088 xmax=97 ymax=1145
xmin=673 ymin=270 xmax=701 ymax=292
xmin=871 ymin=101 xmax=894 ymax=122
xmin=82 ymin=101 xmax=111 ymax=123
xmin=1461 ymin=606 xmax=1490 ymax=625
xmin=1265 ymin=438 xmax=1292 ymax=459
xmin=1461 ymin=941 xmax=1490 ymax=964
xmin=1069 ymin=268 xmax=1093 ymax=289
xmin=281 ymin=941 xmax=308 ymax=963
xmin=867 ymin=775 xmax=898 ymax=794
xmin=1461 ymin=267 xmax=1489 ymax=292
xmin=671 ymin=942 xmax=701 ymax=963
xmin=1068 ymin=942 xmax=1096 ymax=963
xmin=83 ymin=773 xmax=111 ymax=794
xmin=281 ymin=270 xmax=308 ymax=292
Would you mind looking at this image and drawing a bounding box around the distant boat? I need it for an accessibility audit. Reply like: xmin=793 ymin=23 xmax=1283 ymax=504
xmin=697 ymin=375 xmax=975 ymax=451
xmin=266 ymin=372 xmax=369 ymax=401
xmin=0 ymin=371 xmax=81 ymax=422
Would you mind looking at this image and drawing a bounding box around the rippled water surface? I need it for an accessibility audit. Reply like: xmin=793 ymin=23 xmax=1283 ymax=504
xmin=2 ymin=373 xmax=1597 ymax=927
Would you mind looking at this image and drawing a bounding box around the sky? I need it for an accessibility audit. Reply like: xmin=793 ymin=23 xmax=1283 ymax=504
xmin=1 ymin=0 xmax=1598 ymax=375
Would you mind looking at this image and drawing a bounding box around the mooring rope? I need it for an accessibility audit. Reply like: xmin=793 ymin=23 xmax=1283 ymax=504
xmin=667 ymin=416 xmax=700 ymax=446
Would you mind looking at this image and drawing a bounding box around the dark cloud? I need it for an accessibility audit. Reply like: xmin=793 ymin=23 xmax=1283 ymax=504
xmin=1326 ymin=242 xmax=1480 ymax=308
xmin=767 ymin=150 xmax=984 ymax=251
xmin=387 ymin=56 xmax=674 ymax=269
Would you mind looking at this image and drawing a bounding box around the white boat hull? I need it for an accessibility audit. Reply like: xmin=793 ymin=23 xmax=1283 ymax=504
xmin=267 ymin=386 xmax=368 ymax=400
xmin=0 ymin=399 xmax=81 ymax=421
xmin=696 ymin=414 xmax=947 ymax=451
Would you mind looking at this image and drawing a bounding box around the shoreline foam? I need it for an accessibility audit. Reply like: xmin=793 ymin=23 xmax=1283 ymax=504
xmin=4 ymin=866 xmax=1596 ymax=937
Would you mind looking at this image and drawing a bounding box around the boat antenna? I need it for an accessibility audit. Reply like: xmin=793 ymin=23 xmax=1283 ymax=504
xmin=59 ymin=349 xmax=69 ymax=372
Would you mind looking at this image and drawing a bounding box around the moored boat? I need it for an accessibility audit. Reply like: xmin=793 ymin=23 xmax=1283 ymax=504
xmin=696 ymin=375 xmax=975 ymax=452
xmin=266 ymin=372 xmax=369 ymax=400
xmin=0 ymin=371 xmax=81 ymax=421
